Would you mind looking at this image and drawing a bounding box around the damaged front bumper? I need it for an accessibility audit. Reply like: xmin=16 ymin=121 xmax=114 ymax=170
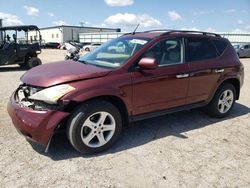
xmin=7 ymin=86 xmax=70 ymax=151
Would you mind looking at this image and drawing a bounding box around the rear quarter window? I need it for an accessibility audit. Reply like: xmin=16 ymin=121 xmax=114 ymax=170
xmin=212 ymin=40 xmax=228 ymax=55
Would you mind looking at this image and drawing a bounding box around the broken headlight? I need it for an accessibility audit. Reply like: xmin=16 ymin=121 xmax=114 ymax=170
xmin=28 ymin=84 xmax=75 ymax=104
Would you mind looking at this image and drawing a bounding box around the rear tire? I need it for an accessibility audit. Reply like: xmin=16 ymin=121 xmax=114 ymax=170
xmin=67 ymin=100 xmax=122 ymax=155
xmin=206 ymin=83 xmax=236 ymax=118
xmin=26 ymin=57 xmax=42 ymax=69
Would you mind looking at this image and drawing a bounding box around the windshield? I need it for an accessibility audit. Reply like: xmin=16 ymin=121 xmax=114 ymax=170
xmin=79 ymin=36 xmax=150 ymax=68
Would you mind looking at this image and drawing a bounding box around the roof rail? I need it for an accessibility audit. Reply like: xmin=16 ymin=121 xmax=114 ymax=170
xmin=122 ymin=31 xmax=142 ymax=36
xmin=122 ymin=29 xmax=221 ymax=37
xmin=123 ymin=30 xmax=171 ymax=35
xmin=160 ymin=30 xmax=221 ymax=37
xmin=144 ymin=29 xmax=172 ymax=33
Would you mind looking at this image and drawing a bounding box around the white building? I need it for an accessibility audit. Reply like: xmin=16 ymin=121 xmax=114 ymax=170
xmin=28 ymin=25 xmax=120 ymax=44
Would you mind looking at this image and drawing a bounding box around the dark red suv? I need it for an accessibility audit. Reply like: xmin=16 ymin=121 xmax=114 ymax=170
xmin=8 ymin=30 xmax=244 ymax=154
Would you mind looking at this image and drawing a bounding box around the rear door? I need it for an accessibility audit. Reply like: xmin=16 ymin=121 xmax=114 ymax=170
xmin=185 ymin=37 xmax=223 ymax=104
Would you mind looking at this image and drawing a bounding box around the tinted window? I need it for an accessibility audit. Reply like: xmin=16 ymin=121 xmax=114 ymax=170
xmin=213 ymin=40 xmax=228 ymax=55
xmin=143 ymin=38 xmax=183 ymax=66
xmin=186 ymin=38 xmax=217 ymax=62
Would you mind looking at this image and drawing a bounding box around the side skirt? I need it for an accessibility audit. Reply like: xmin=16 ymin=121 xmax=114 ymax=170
xmin=130 ymin=101 xmax=207 ymax=122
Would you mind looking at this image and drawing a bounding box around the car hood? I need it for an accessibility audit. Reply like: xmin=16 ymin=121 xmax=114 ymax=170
xmin=21 ymin=60 xmax=112 ymax=87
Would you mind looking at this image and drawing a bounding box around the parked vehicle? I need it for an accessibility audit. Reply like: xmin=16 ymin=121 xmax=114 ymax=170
xmin=82 ymin=43 xmax=101 ymax=51
xmin=233 ymin=44 xmax=240 ymax=49
xmin=41 ymin=42 xmax=60 ymax=49
xmin=235 ymin=43 xmax=250 ymax=57
xmin=64 ymin=42 xmax=80 ymax=61
xmin=0 ymin=25 xmax=42 ymax=69
xmin=58 ymin=43 xmax=66 ymax=50
xmin=8 ymin=30 xmax=244 ymax=154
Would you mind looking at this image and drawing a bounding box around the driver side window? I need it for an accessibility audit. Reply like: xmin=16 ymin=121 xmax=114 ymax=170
xmin=143 ymin=38 xmax=183 ymax=67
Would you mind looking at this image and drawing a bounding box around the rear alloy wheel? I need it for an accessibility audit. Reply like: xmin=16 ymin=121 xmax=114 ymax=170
xmin=67 ymin=100 xmax=122 ymax=154
xmin=217 ymin=89 xmax=234 ymax=114
xmin=206 ymin=83 xmax=236 ymax=118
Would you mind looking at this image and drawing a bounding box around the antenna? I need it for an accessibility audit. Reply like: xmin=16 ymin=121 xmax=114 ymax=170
xmin=132 ymin=24 xmax=140 ymax=34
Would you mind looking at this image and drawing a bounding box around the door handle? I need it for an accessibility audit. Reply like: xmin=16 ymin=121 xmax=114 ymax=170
xmin=176 ymin=73 xmax=189 ymax=79
xmin=215 ymin=69 xmax=224 ymax=73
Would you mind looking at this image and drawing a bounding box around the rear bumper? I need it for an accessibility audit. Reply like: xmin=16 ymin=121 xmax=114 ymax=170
xmin=7 ymin=92 xmax=70 ymax=147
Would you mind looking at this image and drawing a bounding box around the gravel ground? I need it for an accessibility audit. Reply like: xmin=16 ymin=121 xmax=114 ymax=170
xmin=0 ymin=49 xmax=250 ymax=188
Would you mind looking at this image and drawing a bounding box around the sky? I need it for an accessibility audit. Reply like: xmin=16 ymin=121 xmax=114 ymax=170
xmin=0 ymin=0 xmax=250 ymax=33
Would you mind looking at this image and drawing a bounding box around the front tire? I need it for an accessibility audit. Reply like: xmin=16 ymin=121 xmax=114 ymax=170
xmin=67 ymin=100 xmax=122 ymax=155
xmin=206 ymin=83 xmax=236 ymax=118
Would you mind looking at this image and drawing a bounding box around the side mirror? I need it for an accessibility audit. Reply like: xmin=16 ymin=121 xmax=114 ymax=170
xmin=138 ymin=57 xmax=158 ymax=70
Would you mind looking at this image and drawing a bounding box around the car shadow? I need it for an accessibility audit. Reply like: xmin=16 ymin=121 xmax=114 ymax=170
xmin=29 ymin=102 xmax=250 ymax=160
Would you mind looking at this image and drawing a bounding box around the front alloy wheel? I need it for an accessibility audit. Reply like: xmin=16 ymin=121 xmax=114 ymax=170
xmin=67 ymin=100 xmax=122 ymax=154
xmin=80 ymin=111 xmax=116 ymax=148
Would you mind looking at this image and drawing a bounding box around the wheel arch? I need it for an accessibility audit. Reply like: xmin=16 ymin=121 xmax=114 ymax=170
xmin=24 ymin=52 xmax=37 ymax=62
xmin=57 ymin=94 xmax=130 ymax=132
xmin=83 ymin=95 xmax=129 ymax=127
xmin=207 ymin=77 xmax=241 ymax=105
xmin=220 ymin=78 xmax=240 ymax=100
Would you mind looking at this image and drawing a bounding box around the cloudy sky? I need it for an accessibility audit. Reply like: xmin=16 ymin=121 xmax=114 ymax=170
xmin=0 ymin=0 xmax=250 ymax=32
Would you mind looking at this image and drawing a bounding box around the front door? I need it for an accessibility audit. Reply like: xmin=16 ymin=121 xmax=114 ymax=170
xmin=132 ymin=38 xmax=190 ymax=115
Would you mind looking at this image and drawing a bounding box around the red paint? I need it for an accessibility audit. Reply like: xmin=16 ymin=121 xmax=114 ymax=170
xmin=7 ymin=31 xmax=244 ymax=147
xmin=7 ymin=94 xmax=69 ymax=146
xmin=21 ymin=60 xmax=112 ymax=87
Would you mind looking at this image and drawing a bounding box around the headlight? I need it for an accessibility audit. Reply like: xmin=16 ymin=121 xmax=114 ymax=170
xmin=29 ymin=84 xmax=75 ymax=104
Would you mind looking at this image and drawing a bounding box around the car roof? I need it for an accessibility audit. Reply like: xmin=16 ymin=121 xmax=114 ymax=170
xmin=124 ymin=29 xmax=222 ymax=40
xmin=0 ymin=25 xmax=39 ymax=32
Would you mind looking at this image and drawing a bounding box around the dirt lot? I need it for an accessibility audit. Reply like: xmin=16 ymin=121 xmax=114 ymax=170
xmin=0 ymin=49 xmax=250 ymax=188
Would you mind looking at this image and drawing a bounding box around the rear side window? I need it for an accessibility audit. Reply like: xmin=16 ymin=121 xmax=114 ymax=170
xmin=186 ymin=38 xmax=217 ymax=62
xmin=213 ymin=40 xmax=228 ymax=55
